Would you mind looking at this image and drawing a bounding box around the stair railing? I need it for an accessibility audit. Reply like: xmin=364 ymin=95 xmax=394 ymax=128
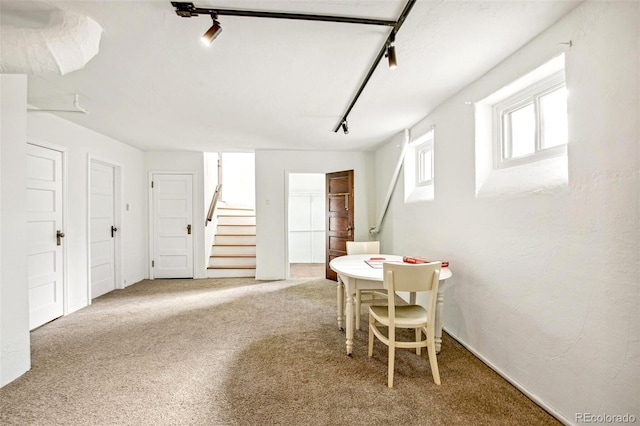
xmin=369 ymin=128 xmax=410 ymax=234
xmin=205 ymin=183 xmax=222 ymax=226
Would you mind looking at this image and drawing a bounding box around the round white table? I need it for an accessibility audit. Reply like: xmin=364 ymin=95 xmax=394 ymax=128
xmin=329 ymin=254 xmax=452 ymax=356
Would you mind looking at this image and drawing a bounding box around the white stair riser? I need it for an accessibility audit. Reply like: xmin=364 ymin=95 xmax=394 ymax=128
xmin=215 ymin=234 xmax=256 ymax=245
xmin=212 ymin=245 xmax=256 ymax=255
xmin=209 ymin=206 xmax=257 ymax=278
xmin=206 ymin=268 xmax=256 ymax=278
xmin=217 ymin=225 xmax=256 ymax=235
xmin=209 ymin=257 xmax=256 ymax=267
xmin=217 ymin=208 xmax=254 ymax=216
xmin=218 ymin=216 xmax=255 ymax=225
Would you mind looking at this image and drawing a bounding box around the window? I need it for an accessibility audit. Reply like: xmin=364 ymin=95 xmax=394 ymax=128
xmin=404 ymin=129 xmax=434 ymax=202
xmin=416 ymin=139 xmax=433 ymax=186
xmin=474 ymin=54 xmax=568 ymax=197
xmin=495 ymin=71 xmax=567 ymax=168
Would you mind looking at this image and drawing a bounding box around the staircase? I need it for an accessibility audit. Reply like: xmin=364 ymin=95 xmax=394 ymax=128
xmin=206 ymin=206 xmax=256 ymax=278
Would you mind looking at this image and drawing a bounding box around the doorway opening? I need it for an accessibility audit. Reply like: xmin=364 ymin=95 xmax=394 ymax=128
xmin=205 ymin=152 xmax=257 ymax=278
xmin=288 ymin=173 xmax=325 ymax=279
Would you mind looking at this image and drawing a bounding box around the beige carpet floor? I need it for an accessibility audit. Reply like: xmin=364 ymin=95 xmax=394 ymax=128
xmin=0 ymin=277 xmax=559 ymax=425
xmin=289 ymin=263 xmax=324 ymax=278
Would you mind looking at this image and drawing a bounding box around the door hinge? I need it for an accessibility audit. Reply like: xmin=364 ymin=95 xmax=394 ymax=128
xmin=152 ymin=260 xmax=155 ymax=267
xmin=151 ymin=181 xmax=154 ymax=188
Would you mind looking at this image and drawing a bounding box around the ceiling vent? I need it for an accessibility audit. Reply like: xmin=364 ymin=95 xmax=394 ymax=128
xmin=0 ymin=10 xmax=102 ymax=75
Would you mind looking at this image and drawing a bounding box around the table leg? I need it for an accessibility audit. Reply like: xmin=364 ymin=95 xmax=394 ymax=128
xmin=345 ymin=283 xmax=355 ymax=356
xmin=336 ymin=277 xmax=345 ymax=331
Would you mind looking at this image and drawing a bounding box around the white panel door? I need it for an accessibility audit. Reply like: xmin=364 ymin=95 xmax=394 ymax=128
xmin=26 ymin=144 xmax=64 ymax=330
xmin=152 ymin=174 xmax=193 ymax=278
xmin=90 ymin=161 xmax=116 ymax=298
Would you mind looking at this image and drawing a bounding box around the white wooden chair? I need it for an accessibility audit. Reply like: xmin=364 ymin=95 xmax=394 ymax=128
xmin=346 ymin=241 xmax=383 ymax=330
xmin=368 ymin=261 xmax=442 ymax=388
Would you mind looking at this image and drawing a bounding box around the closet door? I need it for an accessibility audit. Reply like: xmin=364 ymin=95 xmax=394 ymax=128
xmin=26 ymin=143 xmax=64 ymax=329
xmin=90 ymin=160 xmax=117 ymax=298
xmin=152 ymin=174 xmax=194 ymax=278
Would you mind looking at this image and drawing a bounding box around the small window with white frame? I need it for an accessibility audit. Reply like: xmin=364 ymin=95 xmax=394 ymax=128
xmin=404 ymin=128 xmax=435 ymax=202
xmin=494 ymin=71 xmax=567 ymax=168
xmin=416 ymin=138 xmax=433 ymax=186
xmin=474 ymin=53 xmax=568 ymax=198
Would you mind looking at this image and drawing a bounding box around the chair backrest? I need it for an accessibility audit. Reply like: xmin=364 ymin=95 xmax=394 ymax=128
xmin=346 ymin=241 xmax=380 ymax=255
xmin=383 ymin=262 xmax=441 ymax=318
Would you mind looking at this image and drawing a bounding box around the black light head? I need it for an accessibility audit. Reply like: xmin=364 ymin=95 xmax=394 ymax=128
xmin=341 ymin=120 xmax=349 ymax=135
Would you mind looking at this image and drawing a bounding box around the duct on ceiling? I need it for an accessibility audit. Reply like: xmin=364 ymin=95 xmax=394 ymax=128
xmin=0 ymin=10 xmax=102 ymax=75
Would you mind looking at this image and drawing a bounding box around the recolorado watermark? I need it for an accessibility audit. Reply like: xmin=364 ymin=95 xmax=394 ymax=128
xmin=576 ymin=413 xmax=637 ymax=424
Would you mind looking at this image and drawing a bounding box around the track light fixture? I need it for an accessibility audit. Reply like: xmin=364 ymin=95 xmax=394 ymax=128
xmin=341 ymin=120 xmax=349 ymax=135
xmin=386 ymin=32 xmax=397 ymax=69
xmin=171 ymin=1 xmax=417 ymax=135
xmin=201 ymin=15 xmax=222 ymax=45
xmin=386 ymin=45 xmax=397 ymax=69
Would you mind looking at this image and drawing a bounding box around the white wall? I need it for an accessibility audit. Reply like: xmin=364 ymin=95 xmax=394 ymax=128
xmin=27 ymin=113 xmax=147 ymax=312
xmin=374 ymin=2 xmax=639 ymax=423
xmin=146 ymin=151 xmax=206 ymax=278
xmin=0 ymin=75 xmax=30 ymax=387
xmin=255 ymin=150 xmax=375 ymax=280
xmin=221 ymin=152 xmax=255 ymax=208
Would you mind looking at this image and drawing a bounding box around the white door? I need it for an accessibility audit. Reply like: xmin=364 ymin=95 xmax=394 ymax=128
xmin=90 ymin=161 xmax=117 ymax=298
xmin=152 ymin=174 xmax=194 ymax=278
xmin=26 ymin=143 xmax=64 ymax=330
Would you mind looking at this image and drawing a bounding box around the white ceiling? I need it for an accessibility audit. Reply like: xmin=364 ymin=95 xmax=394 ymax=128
xmin=1 ymin=0 xmax=581 ymax=152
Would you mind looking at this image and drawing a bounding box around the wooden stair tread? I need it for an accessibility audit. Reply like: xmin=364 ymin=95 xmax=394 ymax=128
xmin=210 ymin=206 xmax=257 ymax=277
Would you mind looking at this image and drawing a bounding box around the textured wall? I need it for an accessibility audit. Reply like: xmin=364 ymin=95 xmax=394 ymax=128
xmin=0 ymin=10 xmax=101 ymax=75
xmin=374 ymin=2 xmax=639 ymax=423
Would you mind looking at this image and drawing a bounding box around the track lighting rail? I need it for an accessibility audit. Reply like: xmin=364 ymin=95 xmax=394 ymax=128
xmin=332 ymin=0 xmax=416 ymax=133
xmin=171 ymin=0 xmax=417 ymax=136
xmin=172 ymin=2 xmax=395 ymax=27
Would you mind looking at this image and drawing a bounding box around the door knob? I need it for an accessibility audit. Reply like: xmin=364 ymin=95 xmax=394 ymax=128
xmin=187 ymin=224 xmax=192 ymax=235
xmin=111 ymin=226 xmax=118 ymax=238
xmin=56 ymin=230 xmax=65 ymax=246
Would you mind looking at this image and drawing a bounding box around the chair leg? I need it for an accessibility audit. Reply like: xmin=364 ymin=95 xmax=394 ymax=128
xmin=415 ymin=328 xmax=422 ymax=355
xmin=388 ymin=327 xmax=395 ymax=388
xmin=426 ymin=338 xmax=441 ymax=385
xmin=368 ymin=315 xmax=374 ymax=357
xmin=355 ymin=290 xmax=361 ymax=330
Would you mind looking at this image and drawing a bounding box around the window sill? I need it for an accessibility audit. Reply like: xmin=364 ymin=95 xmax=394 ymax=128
xmin=476 ymin=155 xmax=568 ymax=198
xmin=405 ymin=184 xmax=434 ymax=203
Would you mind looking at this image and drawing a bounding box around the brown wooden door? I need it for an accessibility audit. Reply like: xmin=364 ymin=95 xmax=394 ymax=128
xmin=326 ymin=170 xmax=354 ymax=280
